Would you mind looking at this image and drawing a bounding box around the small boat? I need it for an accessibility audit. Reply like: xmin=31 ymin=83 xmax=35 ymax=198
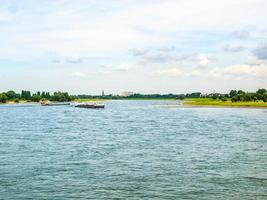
xmin=41 ymin=101 xmax=70 ymax=106
xmin=74 ymin=103 xmax=105 ymax=109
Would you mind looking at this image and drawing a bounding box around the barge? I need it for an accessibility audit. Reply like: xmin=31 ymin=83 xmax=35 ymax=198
xmin=74 ymin=103 xmax=105 ymax=109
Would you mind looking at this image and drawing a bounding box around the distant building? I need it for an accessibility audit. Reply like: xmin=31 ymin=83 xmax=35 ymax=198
xmin=186 ymin=92 xmax=201 ymax=98
xmin=120 ymin=91 xmax=133 ymax=97
xmin=102 ymin=90 xmax=105 ymax=96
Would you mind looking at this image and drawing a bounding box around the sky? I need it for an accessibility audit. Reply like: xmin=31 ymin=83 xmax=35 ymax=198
xmin=0 ymin=0 xmax=267 ymax=95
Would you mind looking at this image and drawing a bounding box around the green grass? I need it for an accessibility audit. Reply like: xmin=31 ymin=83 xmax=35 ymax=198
xmin=183 ymin=98 xmax=267 ymax=107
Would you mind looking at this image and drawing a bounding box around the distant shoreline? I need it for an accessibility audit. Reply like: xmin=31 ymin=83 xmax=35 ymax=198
xmin=182 ymin=98 xmax=267 ymax=108
xmin=1 ymin=98 xmax=267 ymax=109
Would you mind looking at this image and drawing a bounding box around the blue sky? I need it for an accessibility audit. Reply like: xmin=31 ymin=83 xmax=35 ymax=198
xmin=0 ymin=0 xmax=267 ymax=94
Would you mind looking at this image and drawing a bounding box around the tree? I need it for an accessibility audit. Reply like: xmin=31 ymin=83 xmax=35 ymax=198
xmin=51 ymin=92 xmax=71 ymax=102
xmin=21 ymin=90 xmax=31 ymax=100
xmin=256 ymin=88 xmax=266 ymax=95
xmin=31 ymin=95 xmax=41 ymax=102
xmin=231 ymin=96 xmax=238 ymax=102
xmin=211 ymin=93 xmax=219 ymax=100
xmin=244 ymin=93 xmax=253 ymax=102
xmin=6 ymin=90 xmax=19 ymax=100
xmin=237 ymin=90 xmax=245 ymax=95
xmin=263 ymin=92 xmax=267 ymax=102
xmin=229 ymin=90 xmax=237 ymax=98
xmin=0 ymin=93 xmax=8 ymax=103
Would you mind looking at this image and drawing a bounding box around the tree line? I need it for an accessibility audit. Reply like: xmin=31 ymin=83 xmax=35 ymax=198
xmin=0 ymin=90 xmax=74 ymax=103
xmin=75 ymin=89 xmax=267 ymax=102
xmin=0 ymin=89 xmax=266 ymax=103
xmin=229 ymin=89 xmax=267 ymax=102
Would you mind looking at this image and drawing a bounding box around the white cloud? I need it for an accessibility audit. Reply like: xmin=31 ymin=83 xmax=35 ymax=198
xmin=0 ymin=7 xmax=15 ymax=22
xmin=222 ymin=64 xmax=267 ymax=77
xmin=198 ymin=54 xmax=210 ymax=67
xmin=71 ymin=72 xmax=87 ymax=77
xmin=115 ymin=63 xmax=133 ymax=71
xmin=207 ymin=64 xmax=267 ymax=79
xmin=154 ymin=68 xmax=184 ymax=77
xmin=231 ymin=30 xmax=250 ymax=39
xmin=2 ymin=0 xmax=267 ymax=59
xmin=66 ymin=56 xmax=83 ymax=64
xmin=1 ymin=1 xmax=267 ymax=93
xmin=154 ymin=63 xmax=267 ymax=80
xmin=253 ymin=44 xmax=267 ymax=60
xmin=223 ymin=44 xmax=246 ymax=52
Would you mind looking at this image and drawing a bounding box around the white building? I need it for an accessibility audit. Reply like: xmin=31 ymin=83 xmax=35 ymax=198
xmin=120 ymin=91 xmax=134 ymax=97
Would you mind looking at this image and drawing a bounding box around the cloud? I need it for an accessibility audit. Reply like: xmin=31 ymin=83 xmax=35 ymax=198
xmin=66 ymin=57 xmax=83 ymax=64
xmin=185 ymin=70 xmax=202 ymax=77
xmin=129 ymin=49 xmax=148 ymax=56
xmin=154 ymin=68 xmax=184 ymax=77
xmin=3 ymin=0 xmax=266 ymax=60
xmin=0 ymin=7 xmax=15 ymax=22
xmin=71 ymin=72 xmax=87 ymax=77
xmin=135 ymin=50 xmax=198 ymax=64
xmin=142 ymin=53 xmax=171 ymax=63
xmin=153 ymin=63 xmax=267 ymax=80
xmin=231 ymin=30 xmax=250 ymax=39
xmin=52 ymin=58 xmax=61 ymax=63
xmin=223 ymin=64 xmax=267 ymax=77
xmin=223 ymin=44 xmax=246 ymax=52
xmin=115 ymin=63 xmax=133 ymax=71
xmin=1 ymin=1 xmax=267 ymax=93
xmin=158 ymin=46 xmax=176 ymax=52
xmin=253 ymin=44 xmax=267 ymax=60
xmin=197 ymin=54 xmax=210 ymax=67
xmin=207 ymin=64 xmax=267 ymax=79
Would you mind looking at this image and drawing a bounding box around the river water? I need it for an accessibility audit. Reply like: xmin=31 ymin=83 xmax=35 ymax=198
xmin=0 ymin=100 xmax=266 ymax=199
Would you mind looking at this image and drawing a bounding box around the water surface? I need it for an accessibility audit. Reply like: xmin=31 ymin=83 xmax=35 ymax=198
xmin=0 ymin=100 xmax=266 ymax=199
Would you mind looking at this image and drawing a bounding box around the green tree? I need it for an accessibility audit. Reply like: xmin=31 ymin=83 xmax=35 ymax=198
xmin=263 ymin=92 xmax=267 ymax=102
xmin=21 ymin=90 xmax=31 ymax=100
xmin=229 ymin=90 xmax=237 ymax=98
xmin=31 ymin=95 xmax=41 ymax=102
xmin=0 ymin=93 xmax=8 ymax=103
xmin=256 ymin=88 xmax=266 ymax=95
xmin=6 ymin=90 xmax=19 ymax=100
xmin=211 ymin=93 xmax=219 ymax=100
xmin=237 ymin=90 xmax=245 ymax=95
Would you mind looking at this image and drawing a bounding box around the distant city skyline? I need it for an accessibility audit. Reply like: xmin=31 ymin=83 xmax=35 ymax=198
xmin=0 ymin=0 xmax=267 ymax=94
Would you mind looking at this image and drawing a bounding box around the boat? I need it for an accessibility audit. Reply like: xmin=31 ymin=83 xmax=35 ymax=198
xmin=40 ymin=101 xmax=70 ymax=106
xmin=74 ymin=103 xmax=105 ymax=109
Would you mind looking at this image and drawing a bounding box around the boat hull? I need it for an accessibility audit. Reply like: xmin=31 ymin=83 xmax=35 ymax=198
xmin=75 ymin=104 xmax=104 ymax=109
xmin=41 ymin=103 xmax=70 ymax=106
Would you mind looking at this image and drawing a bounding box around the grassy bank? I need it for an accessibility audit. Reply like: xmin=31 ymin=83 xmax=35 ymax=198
xmin=183 ymin=98 xmax=267 ymax=107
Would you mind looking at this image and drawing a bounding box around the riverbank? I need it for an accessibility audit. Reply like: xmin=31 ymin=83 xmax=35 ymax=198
xmin=183 ymin=98 xmax=267 ymax=108
xmin=0 ymin=100 xmax=29 ymax=104
xmin=75 ymin=98 xmax=177 ymax=101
